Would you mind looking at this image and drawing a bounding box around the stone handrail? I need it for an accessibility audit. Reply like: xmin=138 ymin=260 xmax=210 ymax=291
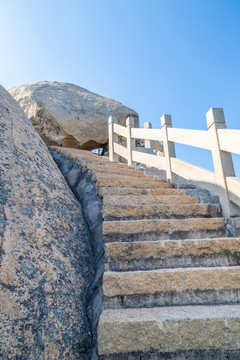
xmin=108 ymin=108 xmax=240 ymax=217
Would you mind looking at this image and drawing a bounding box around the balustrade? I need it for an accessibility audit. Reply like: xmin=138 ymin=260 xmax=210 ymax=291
xmin=108 ymin=108 xmax=240 ymax=217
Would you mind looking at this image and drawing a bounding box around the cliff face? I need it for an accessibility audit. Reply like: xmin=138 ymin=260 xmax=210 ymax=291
xmin=0 ymin=85 xmax=94 ymax=359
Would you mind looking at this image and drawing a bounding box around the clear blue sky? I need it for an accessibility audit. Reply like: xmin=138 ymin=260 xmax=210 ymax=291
xmin=1 ymin=0 xmax=240 ymax=174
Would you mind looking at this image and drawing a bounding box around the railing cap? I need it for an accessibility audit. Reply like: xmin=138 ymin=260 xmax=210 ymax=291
xmin=161 ymin=114 xmax=172 ymax=127
xmin=126 ymin=116 xmax=135 ymax=127
xmin=108 ymin=115 xmax=117 ymax=125
xmin=144 ymin=121 xmax=152 ymax=129
xmin=206 ymin=108 xmax=225 ymax=128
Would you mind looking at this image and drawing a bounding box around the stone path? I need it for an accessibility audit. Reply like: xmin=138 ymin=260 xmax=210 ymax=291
xmin=52 ymin=148 xmax=240 ymax=360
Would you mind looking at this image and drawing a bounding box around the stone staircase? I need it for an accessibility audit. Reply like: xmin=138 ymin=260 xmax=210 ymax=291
xmin=51 ymin=148 xmax=240 ymax=360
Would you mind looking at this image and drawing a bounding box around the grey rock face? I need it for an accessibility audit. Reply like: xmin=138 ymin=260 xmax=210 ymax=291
xmin=0 ymin=85 xmax=94 ymax=359
xmin=9 ymin=81 xmax=138 ymax=150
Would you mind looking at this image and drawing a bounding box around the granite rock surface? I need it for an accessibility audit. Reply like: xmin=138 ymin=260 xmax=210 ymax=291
xmin=9 ymin=81 xmax=138 ymax=150
xmin=0 ymin=85 xmax=94 ymax=359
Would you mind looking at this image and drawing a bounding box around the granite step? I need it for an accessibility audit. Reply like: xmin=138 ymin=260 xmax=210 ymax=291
xmin=102 ymin=266 xmax=240 ymax=309
xmin=51 ymin=147 xmax=142 ymax=173
xmin=89 ymin=166 xmax=152 ymax=178
xmin=103 ymin=203 xmax=222 ymax=220
xmin=103 ymin=194 xmax=200 ymax=206
xmin=51 ymin=146 xmax=104 ymax=161
xmin=95 ymin=172 xmax=169 ymax=183
xmin=100 ymin=186 xmax=187 ymax=196
xmin=50 ymin=147 xmax=240 ymax=359
xmin=97 ymin=176 xmax=171 ymax=189
xmin=83 ymin=160 xmax=152 ymax=175
xmin=98 ymin=305 xmax=240 ymax=358
xmin=103 ymin=217 xmax=228 ymax=242
xmin=104 ymin=237 xmax=240 ymax=271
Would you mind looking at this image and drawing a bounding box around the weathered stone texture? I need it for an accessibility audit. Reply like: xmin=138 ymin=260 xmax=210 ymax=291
xmin=9 ymin=81 xmax=138 ymax=150
xmin=0 ymin=85 xmax=94 ymax=359
xmin=103 ymin=194 xmax=199 ymax=205
xmin=103 ymin=266 xmax=240 ymax=297
xmin=103 ymin=203 xmax=221 ymax=220
xmin=103 ymin=217 xmax=226 ymax=235
xmin=105 ymin=237 xmax=240 ymax=261
xmin=98 ymin=306 xmax=240 ymax=355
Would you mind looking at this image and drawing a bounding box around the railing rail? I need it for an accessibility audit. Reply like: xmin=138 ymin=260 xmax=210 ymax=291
xmin=108 ymin=108 xmax=240 ymax=217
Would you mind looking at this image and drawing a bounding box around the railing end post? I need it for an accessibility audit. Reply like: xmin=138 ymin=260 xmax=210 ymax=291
xmin=206 ymin=107 xmax=237 ymax=216
xmin=161 ymin=114 xmax=172 ymax=127
xmin=126 ymin=116 xmax=135 ymax=127
xmin=144 ymin=122 xmax=152 ymax=129
xmin=206 ymin=108 xmax=225 ymax=129
xmin=108 ymin=115 xmax=117 ymax=125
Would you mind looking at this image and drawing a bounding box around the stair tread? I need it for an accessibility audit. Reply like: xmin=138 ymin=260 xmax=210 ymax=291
xmin=103 ymin=217 xmax=226 ymax=234
xmin=96 ymin=172 xmax=168 ymax=182
xmin=105 ymin=237 xmax=240 ymax=260
xmin=103 ymin=265 xmax=240 ymax=297
xmin=91 ymin=168 xmax=153 ymax=177
xmin=103 ymin=203 xmax=221 ymax=220
xmin=103 ymin=194 xmax=200 ymax=205
xmin=98 ymin=178 xmax=171 ymax=189
xmin=98 ymin=305 xmax=240 ymax=355
xmin=100 ymin=187 xmax=187 ymax=195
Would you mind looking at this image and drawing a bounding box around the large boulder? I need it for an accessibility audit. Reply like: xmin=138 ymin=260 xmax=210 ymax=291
xmin=0 ymin=85 xmax=94 ymax=359
xmin=9 ymin=81 xmax=138 ymax=150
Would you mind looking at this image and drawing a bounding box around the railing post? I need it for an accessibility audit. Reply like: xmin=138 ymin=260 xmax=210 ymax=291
xmin=108 ymin=115 xmax=118 ymax=162
xmin=144 ymin=122 xmax=154 ymax=153
xmin=161 ymin=114 xmax=176 ymax=182
xmin=126 ymin=116 xmax=136 ymax=167
xmin=206 ymin=108 xmax=237 ymax=217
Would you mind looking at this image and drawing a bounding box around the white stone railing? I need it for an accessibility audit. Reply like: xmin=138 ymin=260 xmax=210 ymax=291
xmin=108 ymin=108 xmax=240 ymax=217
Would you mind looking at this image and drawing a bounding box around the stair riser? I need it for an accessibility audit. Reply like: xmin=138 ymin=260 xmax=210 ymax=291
xmin=99 ymin=349 xmax=240 ymax=360
xmin=103 ymin=288 xmax=240 ymax=309
xmin=103 ymin=205 xmax=222 ymax=220
xmin=97 ymin=173 xmax=168 ymax=183
xmin=106 ymin=252 xmax=240 ymax=271
xmin=104 ymin=229 xmax=229 ymax=242
xmin=98 ymin=173 xmax=167 ymax=184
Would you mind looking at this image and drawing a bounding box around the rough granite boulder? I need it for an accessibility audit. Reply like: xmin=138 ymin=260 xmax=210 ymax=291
xmin=9 ymin=81 xmax=138 ymax=150
xmin=0 ymin=84 xmax=94 ymax=359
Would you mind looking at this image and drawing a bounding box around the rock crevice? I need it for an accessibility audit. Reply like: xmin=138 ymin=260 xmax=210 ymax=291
xmin=50 ymin=149 xmax=105 ymax=360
